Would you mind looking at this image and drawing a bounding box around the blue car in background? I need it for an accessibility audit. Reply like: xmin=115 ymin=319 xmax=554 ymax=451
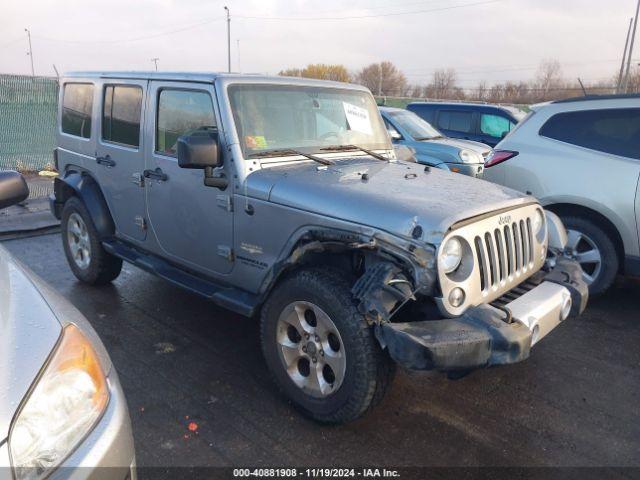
xmin=380 ymin=107 xmax=490 ymax=177
xmin=406 ymin=102 xmax=525 ymax=147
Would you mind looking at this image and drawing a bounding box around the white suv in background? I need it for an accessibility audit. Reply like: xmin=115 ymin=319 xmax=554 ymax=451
xmin=483 ymin=94 xmax=640 ymax=295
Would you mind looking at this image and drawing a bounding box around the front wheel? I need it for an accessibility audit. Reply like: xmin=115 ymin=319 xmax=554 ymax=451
xmin=561 ymin=215 xmax=619 ymax=296
xmin=260 ymin=268 xmax=395 ymax=424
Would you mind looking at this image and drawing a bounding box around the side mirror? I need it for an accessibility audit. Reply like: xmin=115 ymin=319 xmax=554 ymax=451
xmin=0 ymin=171 xmax=29 ymax=210
xmin=177 ymin=130 xmax=221 ymax=169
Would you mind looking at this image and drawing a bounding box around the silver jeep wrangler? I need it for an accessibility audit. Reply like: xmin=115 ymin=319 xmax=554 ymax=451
xmin=50 ymin=72 xmax=588 ymax=423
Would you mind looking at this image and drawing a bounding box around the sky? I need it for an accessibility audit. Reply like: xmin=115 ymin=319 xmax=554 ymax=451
xmin=1 ymin=0 xmax=638 ymax=88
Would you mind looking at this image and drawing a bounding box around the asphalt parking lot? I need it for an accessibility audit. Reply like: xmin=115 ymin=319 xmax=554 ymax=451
xmin=3 ymin=232 xmax=640 ymax=473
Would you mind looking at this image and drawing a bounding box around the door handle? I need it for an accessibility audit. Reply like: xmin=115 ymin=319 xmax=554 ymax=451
xmin=96 ymin=155 xmax=116 ymax=167
xmin=143 ymin=168 xmax=168 ymax=182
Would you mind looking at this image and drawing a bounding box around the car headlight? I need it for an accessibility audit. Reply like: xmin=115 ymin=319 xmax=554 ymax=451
xmin=458 ymin=149 xmax=481 ymax=164
xmin=532 ymin=209 xmax=545 ymax=235
xmin=9 ymin=325 xmax=109 ymax=480
xmin=440 ymin=237 xmax=463 ymax=273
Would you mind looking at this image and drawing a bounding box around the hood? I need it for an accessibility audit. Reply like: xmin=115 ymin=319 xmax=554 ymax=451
xmin=0 ymin=245 xmax=62 ymax=440
xmin=245 ymin=158 xmax=533 ymax=243
xmin=415 ymin=137 xmax=491 ymax=158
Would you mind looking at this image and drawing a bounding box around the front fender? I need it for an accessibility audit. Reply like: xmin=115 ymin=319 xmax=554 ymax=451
xmin=50 ymin=172 xmax=115 ymax=239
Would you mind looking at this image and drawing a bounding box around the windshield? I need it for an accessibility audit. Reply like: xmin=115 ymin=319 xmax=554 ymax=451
xmin=228 ymin=84 xmax=390 ymax=158
xmin=388 ymin=110 xmax=442 ymax=140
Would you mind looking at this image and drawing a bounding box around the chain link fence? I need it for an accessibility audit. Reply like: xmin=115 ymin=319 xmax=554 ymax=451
xmin=0 ymin=74 xmax=58 ymax=200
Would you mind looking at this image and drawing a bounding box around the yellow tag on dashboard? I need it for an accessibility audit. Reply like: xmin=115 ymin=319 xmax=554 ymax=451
xmin=245 ymin=136 xmax=268 ymax=149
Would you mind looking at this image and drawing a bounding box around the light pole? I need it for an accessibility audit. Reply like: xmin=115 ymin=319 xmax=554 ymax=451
xmin=623 ymin=0 xmax=640 ymax=92
xmin=151 ymin=58 xmax=159 ymax=71
xmin=24 ymin=28 xmax=34 ymax=77
xmin=224 ymin=6 xmax=231 ymax=73
xmin=237 ymin=39 xmax=241 ymax=73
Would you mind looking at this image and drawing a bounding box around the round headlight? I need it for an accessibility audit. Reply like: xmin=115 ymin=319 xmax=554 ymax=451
xmin=440 ymin=237 xmax=463 ymax=273
xmin=458 ymin=149 xmax=479 ymax=164
xmin=532 ymin=209 xmax=545 ymax=235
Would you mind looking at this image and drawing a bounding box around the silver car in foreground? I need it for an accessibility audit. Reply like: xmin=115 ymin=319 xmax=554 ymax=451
xmin=0 ymin=171 xmax=135 ymax=479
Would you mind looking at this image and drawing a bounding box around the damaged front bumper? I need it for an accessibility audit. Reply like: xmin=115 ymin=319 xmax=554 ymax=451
xmin=376 ymin=258 xmax=588 ymax=371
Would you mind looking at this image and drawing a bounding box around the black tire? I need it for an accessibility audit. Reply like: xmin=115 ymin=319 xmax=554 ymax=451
xmin=260 ymin=268 xmax=395 ymax=424
xmin=61 ymin=196 xmax=122 ymax=285
xmin=560 ymin=215 xmax=619 ymax=296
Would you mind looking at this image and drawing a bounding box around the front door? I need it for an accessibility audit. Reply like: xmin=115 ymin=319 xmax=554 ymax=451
xmin=144 ymin=81 xmax=234 ymax=275
xmin=94 ymin=80 xmax=148 ymax=242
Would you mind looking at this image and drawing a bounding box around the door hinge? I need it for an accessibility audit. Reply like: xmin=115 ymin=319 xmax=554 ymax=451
xmin=217 ymin=245 xmax=234 ymax=262
xmin=134 ymin=216 xmax=147 ymax=230
xmin=216 ymin=194 xmax=233 ymax=212
xmin=132 ymin=173 xmax=144 ymax=187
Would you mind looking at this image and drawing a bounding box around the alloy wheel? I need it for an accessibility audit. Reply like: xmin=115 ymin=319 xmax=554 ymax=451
xmin=276 ymin=301 xmax=346 ymax=398
xmin=67 ymin=212 xmax=91 ymax=270
xmin=566 ymin=228 xmax=602 ymax=285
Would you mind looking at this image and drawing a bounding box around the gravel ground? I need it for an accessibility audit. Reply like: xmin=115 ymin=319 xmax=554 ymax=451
xmin=2 ymin=233 xmax=639 ymax=475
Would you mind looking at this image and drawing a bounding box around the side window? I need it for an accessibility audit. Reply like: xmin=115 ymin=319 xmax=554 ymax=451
xmin=61 ymin=83 xmax=94 ymax=138
xmin=539 ymin=108 xmax=640 ymax=160
xmin=102 ymin=85 xmax=143 ymax=148
xmin=411 ymin=107 xmax=434 ymax=123
xmin=437 ymin=110 xmax=472 ymax=133
xmin=156 ymin=89 xmax=216 ymax=157
xmin=480 ymin=114 xmax=513 ymax=138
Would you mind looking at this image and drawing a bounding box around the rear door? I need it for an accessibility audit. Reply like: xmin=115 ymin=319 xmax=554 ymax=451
xmin=144 ymin=81 xmax=234 ymax=275
xmin=94 ymin=80 xmax=147 ymax=242
xmin=435 ymin=109 xmax=476 ymax=141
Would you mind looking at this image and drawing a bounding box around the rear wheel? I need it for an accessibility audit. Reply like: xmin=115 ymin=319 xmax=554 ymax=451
xmin=561 ymin=215 xmax=618 ymax=296
xmin=260 ymin=268 xmax=395 ymax=424
xmin=61 ymin=197 xmax=122 ymax=285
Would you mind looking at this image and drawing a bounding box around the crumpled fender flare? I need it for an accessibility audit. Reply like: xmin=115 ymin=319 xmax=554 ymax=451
xmin=52 ymin=172 xmax=115 ymax=239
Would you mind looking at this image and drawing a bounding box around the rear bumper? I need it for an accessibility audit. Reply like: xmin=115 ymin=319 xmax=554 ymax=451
xmin=377 ymin=258 xmax=588 ymax=371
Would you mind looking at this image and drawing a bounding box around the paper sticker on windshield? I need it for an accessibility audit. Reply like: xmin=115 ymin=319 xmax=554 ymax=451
xmin=245 ymin=135 xmax=268 ymax=149
xmin=343 ymin=102 xmax=372 ymax=135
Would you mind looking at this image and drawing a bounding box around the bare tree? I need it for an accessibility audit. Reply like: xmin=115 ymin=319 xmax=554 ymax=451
xmin=535 ymin=59 xmax=564 ymax=99
xmin=355 ymin=61 xmax=407 ymax=96
xmin=424 ymin=68 xmax=459 ymax=99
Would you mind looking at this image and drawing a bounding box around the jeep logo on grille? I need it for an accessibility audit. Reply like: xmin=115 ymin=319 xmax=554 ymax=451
xmin=498 ymin=215 xmax=512 ymax=226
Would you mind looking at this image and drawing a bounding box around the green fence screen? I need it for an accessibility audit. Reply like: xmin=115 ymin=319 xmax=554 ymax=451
xmin=0 ymin=74 xmax=58 ymax=172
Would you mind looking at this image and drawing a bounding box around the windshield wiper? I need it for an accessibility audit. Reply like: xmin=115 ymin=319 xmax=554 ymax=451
xmin=319 ymin=145 xmax=389 ymax=162
xmin=248 ymin=149 xmax=334 ymax=165
xmin=415 ymin=135 xmax=444 ymax=141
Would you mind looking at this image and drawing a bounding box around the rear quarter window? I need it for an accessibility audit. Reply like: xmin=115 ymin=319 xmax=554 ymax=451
xmin=61 ymin=83 xmax=94 ymax=138
xmin=539 ymin=108 xmax=640 ymax=160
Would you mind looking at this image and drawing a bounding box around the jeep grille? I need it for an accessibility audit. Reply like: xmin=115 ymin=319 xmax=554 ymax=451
xmin=436 ymin=203 xmax=548 ymax=317
xmin=474 ymin=219 xmax=534 ymax=292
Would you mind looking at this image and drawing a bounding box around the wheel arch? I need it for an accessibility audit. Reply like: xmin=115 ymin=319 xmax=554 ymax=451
xmin=545 ymin=202 xmax=625 ymax=272
xmin=54 ymin=170 xmax=115 ymax=239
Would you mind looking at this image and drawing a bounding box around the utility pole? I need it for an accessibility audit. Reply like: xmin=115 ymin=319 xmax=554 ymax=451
xmin=378 ymin=64 xmax=383 ymax=96
xmin=151 ymin=57 xmax=159 ymax=71
xmin=237 ymin=39 xmax=241 ymax=73
xmin=224 ymin=6 xmax=231 ymax=73
xmin=623 ymin=0 xmax=640 ymax=92
xmin=24 ymin=28 xmax=34 ymax=77
xmin=617 ymin=18 xmax=634 ymax=93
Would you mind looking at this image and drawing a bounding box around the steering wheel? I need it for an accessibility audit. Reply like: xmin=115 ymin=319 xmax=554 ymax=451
xmin=319 ymin=131 xmax=341 ymax=142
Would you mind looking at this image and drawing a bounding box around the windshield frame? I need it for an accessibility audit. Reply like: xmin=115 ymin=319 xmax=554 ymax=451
xmin=226 ymin=82 xmax=392 ymax=160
